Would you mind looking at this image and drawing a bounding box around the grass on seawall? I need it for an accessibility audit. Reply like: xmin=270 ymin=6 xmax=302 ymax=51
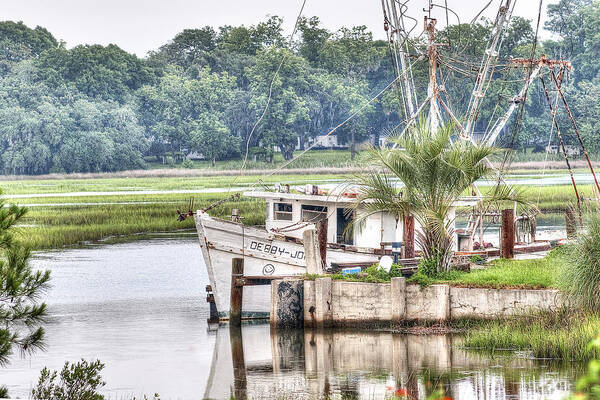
xmin=329 ymin=251 xmax=560 ymax=289
xmin=435 ymin=256 xmax=558 ymax=289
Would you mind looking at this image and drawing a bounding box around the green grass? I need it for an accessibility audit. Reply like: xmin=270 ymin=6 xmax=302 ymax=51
xmin=147 ymin=149 xmax=359 ymax=170
xmin=2 ymin=176 xmax=592 ymax=216
xmin=0 ymin=173 xmax=350 ymax=195
xmin=475 ymin=183 xmax=596 ymax=213
xmin=16 ymin=194 xmax=266 ymax=250
xmin=333 ymin=251 xmax=562 ymax=289
xmin=436 ymin=256 xmax=559 ymax=289
xmin=0 ymin=169 xmax=587 ymax=251
xmin=462 ymin=310 xmax=600 ymax=361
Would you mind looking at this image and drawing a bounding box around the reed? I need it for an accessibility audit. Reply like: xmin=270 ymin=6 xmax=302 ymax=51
xmin=17 ymin=196 xmax=265 ymax=250
xmin=558 ymin=212 xmax=600 ymax=311
xmin=0 ymin=173 xmax=350 ymax=195
xmin=462 ymin=310 xmax=600 ymax=361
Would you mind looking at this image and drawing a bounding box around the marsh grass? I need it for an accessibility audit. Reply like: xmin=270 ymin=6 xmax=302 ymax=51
xmin=0 ymin=173 xmax=350 ymax=195
xmin=462 ymin=310 xmax=600 ymax=361
xmin=558 ymin=213 xmax=600 ymax=311
xmin=477 ymin=184 xmax=596 ymax=213
xmin=17 ymin=196 xmax=265 ymax=250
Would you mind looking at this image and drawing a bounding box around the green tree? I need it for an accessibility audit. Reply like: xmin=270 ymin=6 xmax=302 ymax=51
xmin=190 ymin=114 xmax=240 ymax=166
xmin=245 ymin=48 xmax=311 ymax=160
xmin=36 ymin=44 xmax=156 ymax=102
xmin=297 ymin=17 xmax=330 ymax=67
xmin=148 ymin=27 xmax=217 ymax=73
xmin=136 ymin=67 xmax=237 ymax=164
xmin=0 ymin=21 xmax=58 ymax=75
xmin=0 ymin=195 xmax=50 ymax=367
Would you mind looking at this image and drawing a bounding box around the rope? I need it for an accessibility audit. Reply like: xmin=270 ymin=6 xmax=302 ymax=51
xmin=536 ymin=91 xmax=560 ymax=208
xmin=498 ymin=0 xmax=543 ymax=173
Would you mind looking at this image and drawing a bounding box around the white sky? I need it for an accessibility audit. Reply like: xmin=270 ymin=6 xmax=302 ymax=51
xmin=1 ymin=1 xmax=557 ymax=57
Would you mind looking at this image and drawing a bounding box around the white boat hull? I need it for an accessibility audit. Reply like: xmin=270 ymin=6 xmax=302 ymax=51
xmin=195 ymin=211 xmax=379 ymax=319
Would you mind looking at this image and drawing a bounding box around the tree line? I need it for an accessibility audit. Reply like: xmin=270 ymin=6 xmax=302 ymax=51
xmin=0 ymin=0 xmax=598 ymax=174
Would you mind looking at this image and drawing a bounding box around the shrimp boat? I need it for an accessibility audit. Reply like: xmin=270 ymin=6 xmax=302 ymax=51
xmin=195 ymin=186 xmax=479 ymax=320
xmin=194 ymin=0 xmax=581 ymax=320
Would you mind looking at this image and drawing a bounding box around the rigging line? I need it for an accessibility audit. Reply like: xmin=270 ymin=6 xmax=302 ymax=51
xmin=483 ymin=68 xmax=510 ymax=135
xmin=550 ymin=69 xmax=600 ymax=198
xmin=254 ymin=73 xmax=405 ymax=183
xmin=500 ymin=0 xmax=543 ymax=172
xmin=470 ymin=0 xmax=495 ymax=24
xmin=228 ymin=0 xmax=307 ymax=193
xmin=383 ymin=0 xmax=410 ymax=119
xmin=536 ymin=90 xmax=560 ymax=209
xmin=463 ymin=0 xmax=516 ymax=136
xmin=539 ymin=74 xmax=583 ymax=226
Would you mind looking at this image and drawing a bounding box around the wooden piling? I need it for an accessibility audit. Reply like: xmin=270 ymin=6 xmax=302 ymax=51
xmin=229 ymin=325 xmax=247 ymax=399
xmin=403 ymin=215 xmax=415 ymax=259
xmin=501 ymin=209 xmax=515 ymax=259
xmin=230 ymin=258 xmax=244 ymax=326
xmin=303 ymin=228 xmax=323 ymax=275
xmin=317 ymin=219 xmax=328 ymax=267
xmin=565 ymin=206 xmax=577 ymax=239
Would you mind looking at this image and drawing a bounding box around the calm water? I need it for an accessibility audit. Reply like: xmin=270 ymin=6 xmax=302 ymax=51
xmin=0 ymin=236 xmax=580 ymax=399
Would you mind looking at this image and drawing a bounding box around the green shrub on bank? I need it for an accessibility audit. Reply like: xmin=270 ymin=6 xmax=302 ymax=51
xmin=569 ymin=336 xmax=600 ymax=399
xmin=559 ymin=213 xmax=600 ymax=312
xmin=329 ymin=264 xmax=404 ymax=283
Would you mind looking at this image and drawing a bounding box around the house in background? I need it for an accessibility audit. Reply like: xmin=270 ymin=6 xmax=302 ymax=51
xmin=545 ymin=144 xmax=583 ymax=157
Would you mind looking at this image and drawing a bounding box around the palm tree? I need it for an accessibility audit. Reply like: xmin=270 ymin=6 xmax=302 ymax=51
xmin=353 ymin=121 xmax=520 ymax=274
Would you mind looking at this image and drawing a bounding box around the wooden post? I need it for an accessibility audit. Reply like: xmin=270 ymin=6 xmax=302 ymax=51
xmin=317 ymin=219 xmax=328 ymax=267
xmin=501 ymin=209 xmax=515 ymax=259
xmin=229 ymin=325 xmax=247 ymax=399
xmin=565 ymin=206 xmax=577 ymax=239
xmin=303 ymin=228 xmax=323 ymax=275
xmin=230 ymin=258 xmax=244 ymax=326
xmin=403 ymin=215 xmax=415 ymax=259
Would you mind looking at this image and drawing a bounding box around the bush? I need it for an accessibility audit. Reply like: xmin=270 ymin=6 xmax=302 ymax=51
xmin=469 ymin=255 xmax=484 ymax=265
xmin=181 ymin=159 xmax=194 ymax=169
xmin=329 ymin=264 xmax=404 ymax=283
xmin=559 ymin=213 xmax=600 ymax=311
xmin=31 ymin=359 xmax=105 ymax=400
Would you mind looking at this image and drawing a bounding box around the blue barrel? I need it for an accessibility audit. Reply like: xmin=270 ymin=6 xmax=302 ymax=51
xmin=341 ymin=267 xmax=362 ymax=276
xmin=391 ymin=241 xmax=403 ymax=263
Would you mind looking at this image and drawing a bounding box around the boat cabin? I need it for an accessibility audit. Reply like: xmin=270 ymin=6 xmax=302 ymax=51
xmin=244 ymin=188 xmax=479 ymax=250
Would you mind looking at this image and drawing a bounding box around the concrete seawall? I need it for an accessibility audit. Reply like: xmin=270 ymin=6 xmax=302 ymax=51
xmin=271 ymin=277 xmax=563 ymax=328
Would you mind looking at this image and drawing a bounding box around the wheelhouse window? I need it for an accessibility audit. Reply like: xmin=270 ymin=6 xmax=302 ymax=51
xmin=301 ymin=205 xmax=328 ymax=222
xmin=273 ymin=202 xmax=293 ymax=221
xmin=336 ymin=207 xmax=354 ymax=244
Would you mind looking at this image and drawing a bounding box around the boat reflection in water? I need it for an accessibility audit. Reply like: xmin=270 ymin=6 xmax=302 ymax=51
xmin=205 ymin=324 xmax=577 ymax=400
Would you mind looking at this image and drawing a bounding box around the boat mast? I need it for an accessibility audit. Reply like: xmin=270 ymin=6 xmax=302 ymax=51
xmin=463 ymin=0 xmax=515 ymax=139
xmin=425 ymin=14 xmax=441 ymax=133
xmin=382 ymin=0 xmax=418 ymax=118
